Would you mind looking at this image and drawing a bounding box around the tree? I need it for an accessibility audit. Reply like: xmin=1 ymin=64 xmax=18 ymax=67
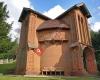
xmin=0 ymin=2 xmax=18 ymax=59
xmin=91 ymin=30 xmax=100 ymax=71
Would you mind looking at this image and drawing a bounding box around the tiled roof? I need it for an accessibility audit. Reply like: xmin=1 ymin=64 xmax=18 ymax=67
xmin=19 ymin=2 xmax=91 ymax=22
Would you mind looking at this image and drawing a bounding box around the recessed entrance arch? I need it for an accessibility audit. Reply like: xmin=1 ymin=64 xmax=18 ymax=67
xmin=83 ymin=47 xmax=97 ymax=74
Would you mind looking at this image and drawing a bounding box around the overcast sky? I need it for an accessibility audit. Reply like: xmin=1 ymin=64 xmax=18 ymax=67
xmin=1 ymin=0 xmax=100 ymax=41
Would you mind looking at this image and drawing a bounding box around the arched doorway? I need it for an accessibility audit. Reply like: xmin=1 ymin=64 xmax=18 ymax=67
xmin=83 ymin=47 xmax=97 ymax=74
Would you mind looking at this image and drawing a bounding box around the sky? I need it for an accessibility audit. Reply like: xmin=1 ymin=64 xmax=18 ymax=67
xmin=1 ymin=0 xmax=100 ymax=40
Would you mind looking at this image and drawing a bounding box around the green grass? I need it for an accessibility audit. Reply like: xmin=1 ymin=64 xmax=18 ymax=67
xmin=0 ymin=63 xmax=99 ymax=80
xmin=0 ymin=76 xmax=100 ymax=80
xmin=0 ymin=62 xmax=16 ymax=74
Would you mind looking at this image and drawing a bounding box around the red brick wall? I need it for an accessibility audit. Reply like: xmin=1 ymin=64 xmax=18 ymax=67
xmin=16 ymin=9 xmax=97 ymax=76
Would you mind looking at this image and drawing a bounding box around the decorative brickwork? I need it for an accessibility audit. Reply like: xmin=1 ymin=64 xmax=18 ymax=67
xmin=16 ymin=3 xmax=98 ymax=76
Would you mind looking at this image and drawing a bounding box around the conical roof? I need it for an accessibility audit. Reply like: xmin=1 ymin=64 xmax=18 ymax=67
xmin=37 ymin=20 xmax=69 ymax=31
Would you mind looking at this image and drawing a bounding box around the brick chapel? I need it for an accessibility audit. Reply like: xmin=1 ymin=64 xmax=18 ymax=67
xmin=16 ymin=3 xmax=98 ymax=76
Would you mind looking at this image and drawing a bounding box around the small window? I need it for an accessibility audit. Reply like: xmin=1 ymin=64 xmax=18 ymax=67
xmin=51 ymin=71 xmax=55 ymax=75
xmin=61 ymin=71 xmax=64 ymax=76
xmin=47 ymin=71 xmax=51 ymax=75
xmin=56 ymin=71 xmax=60 ymax=75
xmin=42 ymin=71 xmax=64 ymax=76
xmin=43 ymin=71 xmax=46 ymax=75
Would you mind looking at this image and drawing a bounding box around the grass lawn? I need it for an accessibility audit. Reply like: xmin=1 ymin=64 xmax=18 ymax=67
xmin=0 ymin=62 xmax=99 ymax=80
xmin=0 ymin=76 xmax=100 ymax=80
xmin=0 ymin=62 xmax=16 ymax=74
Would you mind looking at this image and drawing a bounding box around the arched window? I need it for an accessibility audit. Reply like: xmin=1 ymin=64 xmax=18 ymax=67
xmin=77 ymin=14 xmax=86 ymax=43
xmin=83 ymin=47 xmax=97 ymax=74
xmin=78 ymin=15 xmax=83 ymax=42
xmin=81 ymin=17 xmax=85 ymax=43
